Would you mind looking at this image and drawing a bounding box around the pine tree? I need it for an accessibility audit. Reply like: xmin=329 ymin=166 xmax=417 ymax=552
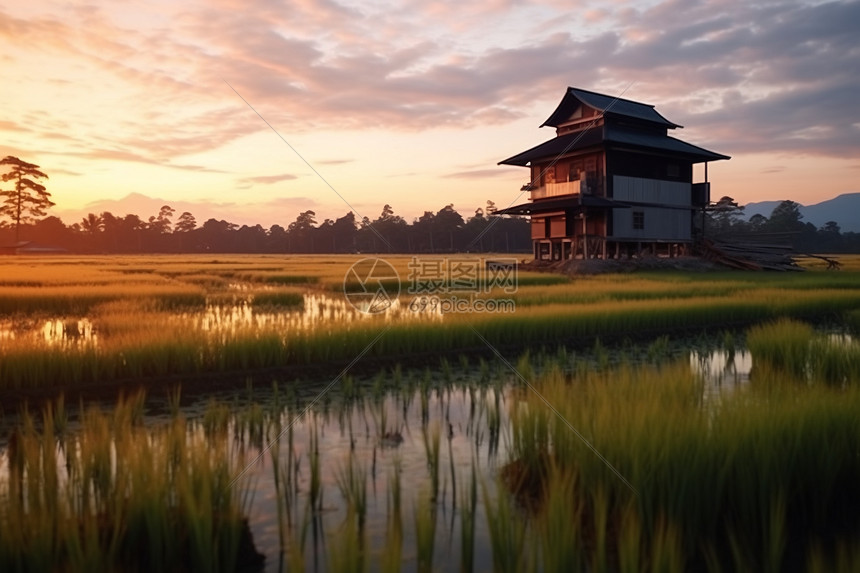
xmin=0 ymin=156 xmax=53 ymax=242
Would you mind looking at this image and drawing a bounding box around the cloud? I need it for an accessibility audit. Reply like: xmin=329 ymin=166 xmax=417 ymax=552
xmin=238 ymin=173 xmax=300 ymax=185
xmin=2 ymin=0 xmax=859 ymax=179
xmin=442 ymin=167 xmax=522 ymax=179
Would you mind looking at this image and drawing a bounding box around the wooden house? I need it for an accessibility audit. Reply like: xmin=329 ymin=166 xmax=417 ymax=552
xmin=495 ymin=87 xmax=730 ymax=260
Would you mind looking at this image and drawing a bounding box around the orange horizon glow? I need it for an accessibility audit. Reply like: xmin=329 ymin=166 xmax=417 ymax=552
xmin=2 ymin=1 xmax=857 ymax=229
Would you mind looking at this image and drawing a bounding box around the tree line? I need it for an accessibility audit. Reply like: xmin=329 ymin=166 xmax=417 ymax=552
xmin=0 ymin=155 xmax=530 ymax=254
xmin=706 ymin=196 xmax=860 ymax=253
xmin=3 ymin=156 xmax=860 ymax=255
xmin=0 ymin=202 xmax=532 ymax=254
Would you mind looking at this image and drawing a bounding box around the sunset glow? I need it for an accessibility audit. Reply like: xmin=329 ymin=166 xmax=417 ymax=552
xmin=2 ymin=0 xmax=858 ymax=227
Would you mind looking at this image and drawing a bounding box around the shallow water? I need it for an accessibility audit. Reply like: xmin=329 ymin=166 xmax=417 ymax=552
xmin=0 ymin=324 xmax=855 ymax=570
xmin=0 ymin=294 xmax=443 ymax=348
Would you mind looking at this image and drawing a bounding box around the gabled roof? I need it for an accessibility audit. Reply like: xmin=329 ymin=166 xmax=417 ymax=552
xmin=541 ymin=87 xmax=681 ymax=129
xmin=499 ymin=126 xmax=604 ymax=166
xmin=498 ymin=125 xmax=730 ymax=167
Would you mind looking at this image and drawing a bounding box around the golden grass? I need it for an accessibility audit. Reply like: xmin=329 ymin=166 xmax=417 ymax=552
xmin=1 ymin=254 xmax=859 ymax=389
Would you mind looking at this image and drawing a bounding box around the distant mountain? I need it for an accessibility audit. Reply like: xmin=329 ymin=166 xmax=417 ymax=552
xmin=743 ymin=193 xmax=860 ymax=233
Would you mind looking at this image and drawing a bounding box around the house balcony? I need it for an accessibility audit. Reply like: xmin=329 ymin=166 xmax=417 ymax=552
xmin=525 ymin=179 xmax=581 ymax=200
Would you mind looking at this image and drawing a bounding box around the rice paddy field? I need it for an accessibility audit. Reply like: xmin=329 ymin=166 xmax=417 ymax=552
xmin=1 ymin=253 xmax=860 ymax=571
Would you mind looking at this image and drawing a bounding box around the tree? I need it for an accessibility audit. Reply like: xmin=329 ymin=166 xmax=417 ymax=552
xmin=821 ymin=221 xmax=841 ymax=234
xmin=766 ymin=200 xmax=804 ymax=233
xmin=749 ymin=213 xmax=768 ymax=232
xmin=149 ymin=205 xmax=175 ymax=234
xmin=709 ymin=196 xmax=744 ymax=235
xmin=80 ymin=213 xmax=103 ymax=235
xmin=0 ymin=156 xmax=53 ymax=242
xmin=175 ymin=211 xmax=197 ymax=233
xmin=288 ymin=210 xmax=317 ymax=252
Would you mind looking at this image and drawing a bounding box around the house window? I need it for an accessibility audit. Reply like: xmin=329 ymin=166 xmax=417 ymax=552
xmin=667 ymin=163 xmax=680 ymax=178
xmin=633 ymin=211 xmax=645 ymax=230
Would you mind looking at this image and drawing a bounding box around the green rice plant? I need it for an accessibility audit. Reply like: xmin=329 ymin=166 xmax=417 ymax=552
xmin=309 ymin=420 xmax=323 ymax=513
xmin=251 ymin=290 xmax=304 ymax=308
xmin=747 ymin=318 xmax=814 ymax=378
xmin=646 ymin=334 xmax=672 ymax=363
xmin=536 ymin=465 xmax=583 ymax=572
xmin=335 ymin=453 xmax=368 ymax=534
xmin=381 ymin=459 xmax=403 ymax=573
xmin=422 ymin=422 xmax=441 ymax=501
xmin=0 ymin=393 xmax=258 ymax=572
xmin=6 ymin=258 xmax=860 ymax=390
xmin=327 ymin=503 xmax=367 ymax=573
xmin=482 ymin=478 xmax=526 ymax=573
xmin=413 ymin=488 xmax=437 ymax=573
xmin=747 ymin=319 xmax=860 ymax=386
xmin=502 ymin=352 xmax=860 ymax=570
xmin=616 ymin=501 xmax=643 ymax=573
xmin=808 ymin=337 xmax=859 ymax=386
xmin=329 ymin=454 xmax=369 ymax=573
xmin=459 ymin=462 xmax=477 ymax=573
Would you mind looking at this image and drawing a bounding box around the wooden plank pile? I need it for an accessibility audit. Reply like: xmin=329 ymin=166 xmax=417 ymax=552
xmin=697 ymin=237 xmax=802 ymax=271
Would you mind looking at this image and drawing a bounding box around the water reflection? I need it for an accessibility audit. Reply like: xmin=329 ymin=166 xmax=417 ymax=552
xmin=41 ymin=318 xmax=98 ymax=347
xmin=0 ymin=294 xmax=444 ymax=349
xmin=0 ymin=377 xmax=508 ymax=572
xmin=0 ymin=317 xmax=98 ymax=348
xmin=690 ymin=347 xmax=752 ymax=405
xmin=183 ymin=293 xmax=443 ymax=334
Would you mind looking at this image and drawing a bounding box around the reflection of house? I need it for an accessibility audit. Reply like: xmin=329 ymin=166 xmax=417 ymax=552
xmin=496 ymin=87 xmax=730 ymax=260
xmin=0 ymin=241 xmax=68 ymax=255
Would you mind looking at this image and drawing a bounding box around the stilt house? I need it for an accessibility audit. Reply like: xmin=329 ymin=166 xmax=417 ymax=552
xmin=495 ymin=87 xmax=730 ymax=260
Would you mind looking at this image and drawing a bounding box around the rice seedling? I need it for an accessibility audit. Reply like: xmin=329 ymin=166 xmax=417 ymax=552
xmin=308 ymin=420 xmax=323 ymax=513
xmin=413 ymin=488 xmax=437 ymax=573
xmin=251 ymin=290 xmax=304 ymax=308
xmin=4 ymin=253 xmax=860 ymax=390
xmin=422 ymin=421 xmax=441 ymax=501
xmin=482 ymin=477 xmax=526 ymax=573
xmin=459 ymin=461 xmax=478 ymax=573
xmin=0 ymin=393 xmax=261 ymax=572
xmin=747 ymin=318 xmax=860 ymax=385
xmin=500 ymin=346 xmax=860 ymax=571
xmin=3 ymin=254 xmax=860 ymax=570
xmin=381 ymin=459 xmax=403 ymax=573
xmin=335 ymin=453 xmax=368 ymax=533
xmin=747 ymin=318 xmax=814 ymax=378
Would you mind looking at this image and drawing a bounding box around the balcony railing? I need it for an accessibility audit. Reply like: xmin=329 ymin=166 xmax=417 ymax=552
xmin=528 ymin=180 xmax=581 ymax=200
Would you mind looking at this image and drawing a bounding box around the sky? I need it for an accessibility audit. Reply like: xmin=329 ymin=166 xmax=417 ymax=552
xmin=1 ymin=0 xmax=858 ymax=228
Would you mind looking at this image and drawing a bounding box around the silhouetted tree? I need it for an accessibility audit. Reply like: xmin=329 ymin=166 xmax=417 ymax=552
xmin=149 ymin=205 xmax=175 ymax=234
xmin=709 ymin=196 xmax=744 ymax=236
xmin=0 ymin=156 xmax=53 ymax=242
xmin=748 ymin=213 xmax=768 ymax=232
xmin=331 ymin=211 xmax=357 ymax=253
xmin=434 ymin=204 xmax=465 ymax=251
xmin=288 ymin=210 xmax=317 ymax=252
xmin=766 ymin=200 xmax=804 ymax=233
xmin=175 ymin=211 xmax=197 ymax=233
xmin=80 ymin=213 xmax=103 ymax=235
